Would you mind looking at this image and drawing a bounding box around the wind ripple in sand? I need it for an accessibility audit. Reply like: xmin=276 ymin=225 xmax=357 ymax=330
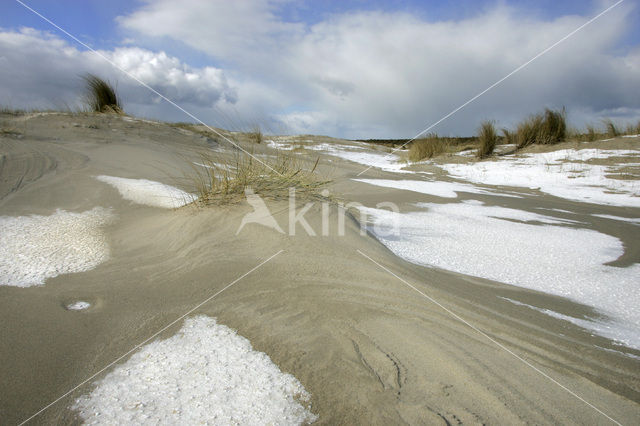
xmin=73 ymin=316 xmax=317 ymax=425
xmin=0 ymin=207 xmax=114 ymax=287
xmin=96 ymin=175 xmax=196 ymax=208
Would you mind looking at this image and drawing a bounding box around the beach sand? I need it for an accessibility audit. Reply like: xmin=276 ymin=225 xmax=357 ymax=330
xmin=1 ymin=112 xmax=639 ymax=424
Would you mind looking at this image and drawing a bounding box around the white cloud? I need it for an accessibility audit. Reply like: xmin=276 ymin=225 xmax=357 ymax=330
xmin=0 ymin=27 xmax=235 ymax=112
xmin=2 ymin=1 xmax=639 ymax=138
xmin=117 ymin=0 xmax=303 ymax=67
xmin=117 ymin=0 xmax=640 ymax=138
xmin=106 ymin=47 xmax=236 ymax=106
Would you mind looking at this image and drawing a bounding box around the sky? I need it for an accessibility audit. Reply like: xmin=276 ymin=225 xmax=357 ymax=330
xmin=1 ymin=0 xmax=639 ymax=139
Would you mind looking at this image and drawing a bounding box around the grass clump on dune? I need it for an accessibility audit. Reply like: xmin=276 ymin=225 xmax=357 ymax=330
xmin=515 ymin=108 xmax=566 ymax=148
xmin=409 ymin=134 xmax=450 ymax=161
xmin=476 ymin=121 xmax=498 ymax=159
xmin=190 ymin=151 xmax=330 ymax=205
xmin=514 ymin=115 xmax=542 ymax=148
xmin=603 ymin=119 xmax=620 ymax=138
xmin=569 ymin=119 xmax=639 ymax=142
xmin=624 ymin=122 xmax=639 ymax=135
xmin=0 ymin=123 xmax=22 ymax=137
xmin=502 ymin=128 xmax=516 ymax=145
xmin=248 ymin=126 xmax=263 ymax=144
xmin=1 ymin=106 xmax=26 ymax=116
xmin=83 ymin=74 xmax=123 ymax=114
xmin=585 ymin=124 xmax=599 ymax=141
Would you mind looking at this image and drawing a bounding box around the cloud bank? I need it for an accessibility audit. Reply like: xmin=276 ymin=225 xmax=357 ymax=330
xmin=2 ymin=1 xmax=639 ymax=138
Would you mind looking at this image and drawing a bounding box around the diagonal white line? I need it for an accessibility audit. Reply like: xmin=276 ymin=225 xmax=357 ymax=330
xmin=14 ymin=0 xmax=283 ymax=176
xmin=18 ymin=250 xmax=284 ymax=425
xmin=356 ymin=249 xmax=621 ymax=425
xmin=356 ymin=0 xmax=626 ymax=176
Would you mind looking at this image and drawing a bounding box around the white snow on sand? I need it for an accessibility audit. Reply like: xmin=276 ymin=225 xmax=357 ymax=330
xmin=0 ymin=207 xmax=113 ymax=287
xmin=268 ymin=138 xmax=408 ymax=173
xmin=73 ymin=316 xmax=317 ymax=425
xmin=267 ymin=139 xmax=296 ymax=151
xmin=361 ymin=201 xmax=640 ymax=349
xmin=96 ymin=176 xmax=196 ymax=208
xmin=353 ymin=178 xmax=521 ymax=199
xmin=323 ymin=148 xmax=408 ymax=172
xmin=67 ymin=301 xmax=91 ymax=311
xmin=439 ymin=149 xmax=640 ymax=207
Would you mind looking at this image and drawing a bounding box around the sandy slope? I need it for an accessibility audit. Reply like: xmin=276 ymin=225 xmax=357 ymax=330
xmin=1 ymin=112 xmax=639 ymax=424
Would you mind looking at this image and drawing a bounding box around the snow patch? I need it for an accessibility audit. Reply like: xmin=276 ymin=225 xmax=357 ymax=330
xmin=361 ymin=202 xmax=640 ymax=349
xmin=324 ymin=149 xmax=408 ymax=172
xmin=73 ymin=316 xmax=317 ymax=425
xmin=0 ymin=207 xmax=113 ymax=287
xmin=439 ymin=149 xmax=640 ymax=207
xmin=96 ymin=176 xmax=196 ymax=208
xmin=67 ymin=301 xmax=91 ymax=311
xmin=353 ymin=178 xmax=521 ymax=198
xmin=268 ymin=138 xmax=408 ymax=172
xmin=267 ymin=139 xmax=295 ymax=151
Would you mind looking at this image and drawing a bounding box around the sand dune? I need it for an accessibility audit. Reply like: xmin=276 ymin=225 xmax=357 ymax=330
xmin=1 ymin=112 xmax=639 ymax=424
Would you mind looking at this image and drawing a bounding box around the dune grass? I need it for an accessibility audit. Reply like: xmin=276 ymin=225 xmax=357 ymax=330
xmin=604 ymin=119 xmax=620 ymax=138
xmin=0 ymin=124 xmax=22 ymax=137
xmin=0 ymin=107 xmax=26 ymax=116
xmin=539 ymin=108 xmax=567 ymax=144
xmin=514 ymin=108 xmax=566 ymax=148
xmin=502 ymin=128 xmax=516 ymax=145
xmin=409 ymin=134 xmax=449 ymax=161
xmin=476 ymin=121 xmax=498 ymax=159
xmin=190 ymin=150 xmax=330 ymax=205
xmin=625 ymin=122 xmax=638 ymax=135
xmin=248 ymin=126 xmax=263 ymax=144
xmin=408 ymin=134 xmax=480 ymax=162
xmin=569 ymin=119 xmax=639 ymax=142
xmin=83 ymin=74 xmax=123 ymax=114
xmin=585 ymin=124 xmax=599 ymax=141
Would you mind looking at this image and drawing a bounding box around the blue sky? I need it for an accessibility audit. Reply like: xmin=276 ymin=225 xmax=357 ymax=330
xmin=4 ymin=1 xmax=637 ymax=55
xmin=1 ymin=0 xmax=639 ymax=138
